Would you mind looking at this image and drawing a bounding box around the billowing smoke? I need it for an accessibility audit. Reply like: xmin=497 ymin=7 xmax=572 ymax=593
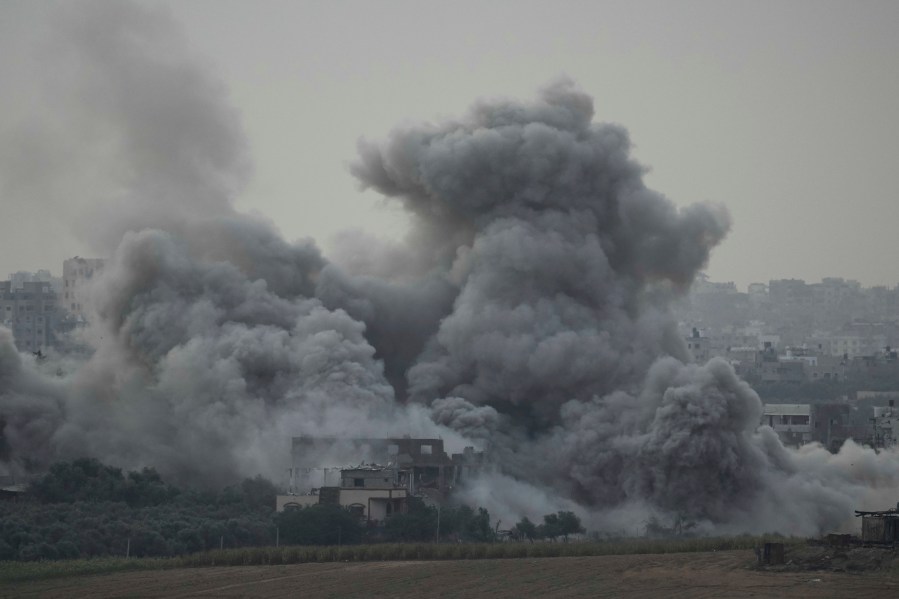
xmin=2 ymin=0 xmax=898 ymax=535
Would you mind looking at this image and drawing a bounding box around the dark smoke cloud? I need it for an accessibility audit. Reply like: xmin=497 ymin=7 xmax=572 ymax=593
xmin=0 ymin=0 xmax=452 ymax=486
xmin=351 ymin=79 xmax=729 ymax=415
xmin=1 ymin=1 xmax=898 ymax=535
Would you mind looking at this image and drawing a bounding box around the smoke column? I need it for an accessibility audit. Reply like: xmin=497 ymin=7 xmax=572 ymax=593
xmin=2 ymin=0 xmax=898 ymax=535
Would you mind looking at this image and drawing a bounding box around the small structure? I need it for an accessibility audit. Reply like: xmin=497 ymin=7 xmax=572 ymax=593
xmin=855 ymin=504 xmax=899 ymax=544
xmin=763 ymin=542 xmax=784 ymax=565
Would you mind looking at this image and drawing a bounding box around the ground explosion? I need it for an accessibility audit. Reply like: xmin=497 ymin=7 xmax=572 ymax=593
xmin=2 ymin=1 xmax=898 ymax=537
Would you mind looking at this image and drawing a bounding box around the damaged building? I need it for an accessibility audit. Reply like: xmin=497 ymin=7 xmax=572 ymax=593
xmin=275 ymin=437 xmax=489 ymax=519
xmin=277 ymin=464 xmax=409 ymax=524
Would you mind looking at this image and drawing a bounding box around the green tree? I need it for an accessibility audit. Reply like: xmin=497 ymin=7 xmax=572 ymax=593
xmin=556 ymin=511 xmax=585 ymax=540
xmin=383 ymin=497 xmax=437 ymax=542
xmin=276 ymin=505 xmax=362 ymax=545
xmin=512 ymin=516 xmax=538 ymax=542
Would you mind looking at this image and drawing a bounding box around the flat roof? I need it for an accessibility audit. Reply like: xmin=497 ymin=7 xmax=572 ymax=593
xmin=763 ymin=403 xmax=811 ymax=416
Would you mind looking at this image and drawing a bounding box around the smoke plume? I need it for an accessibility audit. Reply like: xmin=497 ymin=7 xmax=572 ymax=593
xmin=2 ymin=0 xmax=898 ymax=536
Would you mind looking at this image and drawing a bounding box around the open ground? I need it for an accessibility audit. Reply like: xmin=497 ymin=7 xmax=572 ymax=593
xmin=2 ymin=550 xmax=898 ymax=599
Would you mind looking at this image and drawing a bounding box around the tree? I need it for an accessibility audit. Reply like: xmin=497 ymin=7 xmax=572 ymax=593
xmin=512 ymin=517 xmax=538 ymax=542
xmin=555 ymin=511 xmax=585 ymax=540
xmin=383 ymin=497 xmax=437 ymax=542
xmin=538 ymin=511 xmax=584 ymax=542
xmin=275 ymin=505 xmax=362 ymax=545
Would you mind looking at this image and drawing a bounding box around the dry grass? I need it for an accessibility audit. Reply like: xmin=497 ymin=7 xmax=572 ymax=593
xmin=0 ymin=535 xmax=801 ymax=583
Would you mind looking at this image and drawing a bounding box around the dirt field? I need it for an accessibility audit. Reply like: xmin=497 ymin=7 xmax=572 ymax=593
xmin=2 ymin=550 xmax=897 ymax=598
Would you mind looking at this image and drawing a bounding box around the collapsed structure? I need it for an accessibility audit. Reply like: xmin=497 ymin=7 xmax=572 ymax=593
xmin=275 ymin=437 xmax=488 ymax=523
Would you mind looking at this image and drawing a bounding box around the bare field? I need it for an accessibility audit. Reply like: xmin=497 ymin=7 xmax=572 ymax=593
xmin=2 ymin=550 xmax=897 ymax=599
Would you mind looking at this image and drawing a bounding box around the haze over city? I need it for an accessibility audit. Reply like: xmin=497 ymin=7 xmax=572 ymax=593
xmin=2 ymin=0 xmax=899 ymax=288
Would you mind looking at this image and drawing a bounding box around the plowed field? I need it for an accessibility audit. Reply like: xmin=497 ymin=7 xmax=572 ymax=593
xmin=3 ymin=550 xmax=897 ymax=598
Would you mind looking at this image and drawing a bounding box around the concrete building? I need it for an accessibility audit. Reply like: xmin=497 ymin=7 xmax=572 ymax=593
xmin=685 ymin=328 xmax=710 ymax=362
xmin=61 ymin=257 xmax=105 ymax=320
xmin=871 ymin=401 xmax=899 ymax=449
xmin=762 ymin=404 xmax=813 ymax=446
xmin=8 ymin=270 xmax=61 ymax=294
xmin=0 ymin=280 xmax=60 ymax=352
xmin=812 ymin=403 xmax=852 ymax=452
xmin=276 ymin=464 xmax=409 ymax=523
xmin=290 ymin=436 xmax=484 ymax=499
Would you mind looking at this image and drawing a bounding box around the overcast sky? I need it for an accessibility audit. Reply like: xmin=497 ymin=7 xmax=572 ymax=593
xmin=2 ymin=0 xmax=898 ymax=290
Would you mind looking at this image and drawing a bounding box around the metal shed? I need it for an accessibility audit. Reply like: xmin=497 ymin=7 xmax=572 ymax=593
xmin=855 ymin=505 xmax=899 ymax=543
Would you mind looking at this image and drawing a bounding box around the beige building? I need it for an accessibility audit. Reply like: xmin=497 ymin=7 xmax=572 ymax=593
xmin=276 ymin=465 xmax=409 ymax=523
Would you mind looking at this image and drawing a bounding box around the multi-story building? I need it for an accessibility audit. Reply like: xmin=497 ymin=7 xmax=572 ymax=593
xmin=685 ymin=328 xmax=710 ymax=362
xmin=60 ymin=257 xmax=105 ymax=320
xmin=0 ymin=280 xmax=60 ymax=352
xmin=276 ymin=464 xmax=409 ymax=523
xmin=7 ymin=270 xmax=61 ymax=294
xmin=762 ymin=403 xmax=813 ymax=446
xmin=871 ymin=401 xmax=899 ymax=449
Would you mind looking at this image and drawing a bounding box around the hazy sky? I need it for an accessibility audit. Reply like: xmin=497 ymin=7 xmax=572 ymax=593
xmin=2 ymin=0 xmax=898 ymax=289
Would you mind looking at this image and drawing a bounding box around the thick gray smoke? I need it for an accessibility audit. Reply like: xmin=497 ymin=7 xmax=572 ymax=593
xmin=2 ymin=0 xmax=898 ymax=535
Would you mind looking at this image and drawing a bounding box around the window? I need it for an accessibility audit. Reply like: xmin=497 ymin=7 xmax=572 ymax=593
xmin=354 ymin=478 xmax=364 ymax=487
xmin=420 ymin=444 xmax=432 ymax=455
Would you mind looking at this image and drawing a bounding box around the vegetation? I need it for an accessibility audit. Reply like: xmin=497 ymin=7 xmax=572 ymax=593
xmin=0 ymin=459 xmax=279 ymax=561
xmin=0 ymin=535 xmax=804 ymax=583
xmin=0 ymin=458 xmax=792 ymax=574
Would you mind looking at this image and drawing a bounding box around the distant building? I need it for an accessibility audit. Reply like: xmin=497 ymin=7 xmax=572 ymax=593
xmin=768 ymin=279 xmax=810 ymax=307
xmin=7 ymin=270 xmax=61 ymax=294
xmin=61 ymin=257 xmax=105 ymax=320
xmin=812 ymin=403 xmax=852 ymax=452
xmin=762 ymin=404 xmax=813 ymax=446
xmin=685 ymin=328 xmax=710 ymax=362
xmin=0 ymin=280 xmax=60 ymax=352
xmin=289 ymin=436 xmax=487 ymax=499
xmin=871 ymin=401 xmax=899 ymax=449
xmin=276 ymin=464 xmax=409 ymax=523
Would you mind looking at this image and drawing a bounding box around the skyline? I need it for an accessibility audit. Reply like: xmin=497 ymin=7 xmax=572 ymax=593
xmin=2 ymin=0 xmax=899 ymax=288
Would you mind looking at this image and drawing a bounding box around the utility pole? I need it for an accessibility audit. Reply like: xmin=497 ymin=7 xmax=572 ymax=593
xmin=435 ymin=505 xmax=441 ymax=544
xmin=125 ymin=538 xmax=130 ymax=559
xmin=276 ymin=526 xmax=280 ymax=547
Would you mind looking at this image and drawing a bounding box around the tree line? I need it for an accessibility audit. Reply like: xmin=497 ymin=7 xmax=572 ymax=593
xmin=0 ymin=459 xmax=584 ymax=561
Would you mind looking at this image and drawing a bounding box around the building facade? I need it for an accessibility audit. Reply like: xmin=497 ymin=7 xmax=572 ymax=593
xmin=60 ymin=257 xmax=105 ymax=320
xmin=0 ymin=280 xmax=60 ymax=352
